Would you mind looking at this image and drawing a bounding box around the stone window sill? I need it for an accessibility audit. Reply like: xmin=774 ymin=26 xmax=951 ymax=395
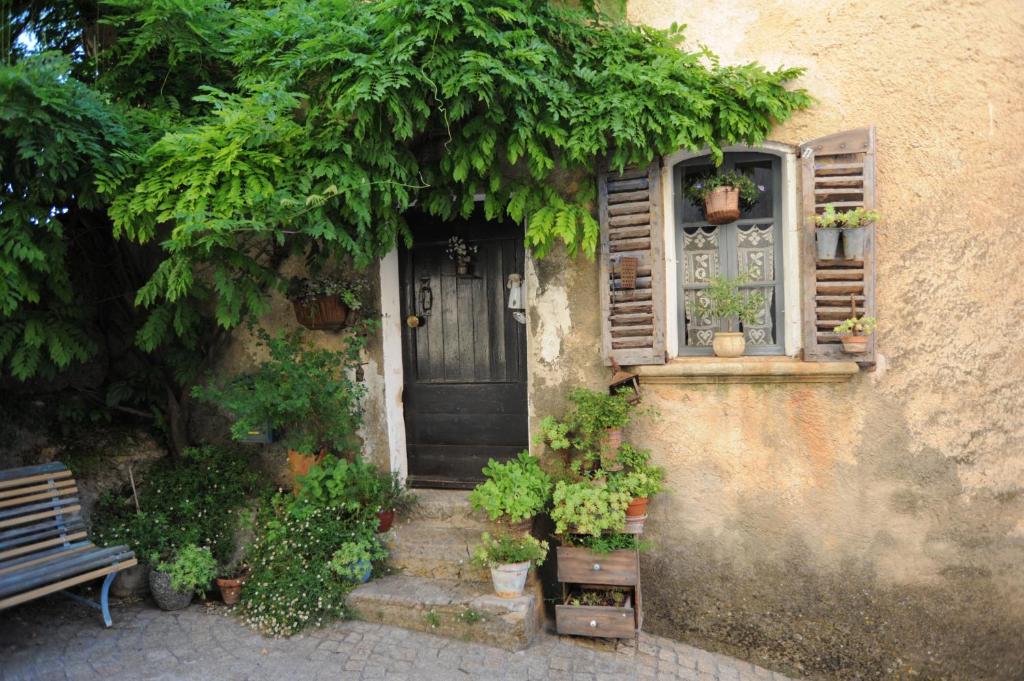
xmin=633 ymin=356 xmax=859 ymax=384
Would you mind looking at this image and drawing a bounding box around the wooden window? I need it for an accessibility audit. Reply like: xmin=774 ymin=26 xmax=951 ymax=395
xmin=674 ymin=153 xmax=785 ymax=355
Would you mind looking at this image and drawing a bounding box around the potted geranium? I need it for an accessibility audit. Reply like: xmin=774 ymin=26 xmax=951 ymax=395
xmin=472 ymin=532 xmax=548 ymax=598
xmin=469 ymin=451 xmax=552 ymax=533
xmin=193 ymin=328 xmax=369 ymax=489
xmin=286 ymin=275 xmax=367 ymax=331
xmin=215 ymin=564 xmax=249 ymax=606
xmin=607 ymin=445 xmax=665 ymax=532
xmin=695 ymin=273 xmax=765 ymax=357
xmin=685 ymin=170 xmax=762 ymax=225
xmin=149 ymin=544 xmax=217 ymax=611
xmin=446 ymin=236 xmax=478 ymax=275
xmin=833 ymin=314 xmax=876 ymax=354
xmin=837 ymin=207 xmax=880 ymax=259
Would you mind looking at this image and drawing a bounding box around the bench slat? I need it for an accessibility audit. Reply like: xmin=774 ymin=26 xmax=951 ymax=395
xmin=0 ymin=541 xmax=94 ymax=576
xmin=0 ymin=518 xmax=83 ymax=542
xmin=0 ymin=496 xmax=80 ymax=521
xmin=0 ymin=479 xmax=76 ymax=500
xmin=0 ymin=486 xmax=78 ymax=509
xmin=0 ymin=531 xmax=87 ymax=561
xmin=0 ymin=470 xmax=72 ymax=490
xmin=0 ymin=463 xmax=68 ymax=483
xmin=0 ymin=505 xmax=82 ymax=530
xmin=0 ymin=558 xmax=137 ymax=610
xmin=0 ymin=546 xmax=134 ymax=597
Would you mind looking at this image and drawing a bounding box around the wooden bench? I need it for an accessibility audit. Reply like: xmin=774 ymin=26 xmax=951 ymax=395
xmin=0 ymin=462 xmax=137 ymax=627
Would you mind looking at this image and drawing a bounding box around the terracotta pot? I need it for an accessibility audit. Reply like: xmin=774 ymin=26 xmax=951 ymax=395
xmin=216 ymin=575 xmax=247 ymax=606
xmin=704 ymin=186 xmax=741 ymax=225
xmin=287 ymin=449 xmax=325 ymax=494
xmin=841 ymin=335 xmax=869 ymax=354
xmin=291 ymin=296 xmax=349 ymax=331
xmin=712 ymin=332 xmax=746 ymax=358
xmin=376 ymin=509 xmax=396 ymax=533
xmin=625 ymin=497 xmax=648 ymax=519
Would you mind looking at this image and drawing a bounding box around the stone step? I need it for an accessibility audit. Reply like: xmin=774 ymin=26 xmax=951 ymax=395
xmin=346 ymin=575 xmax=539 ymax=651
xmin=404 ymin=489 xmax=490 ymax=528
xmin=384 ymin=524 xmax=490 ymax=582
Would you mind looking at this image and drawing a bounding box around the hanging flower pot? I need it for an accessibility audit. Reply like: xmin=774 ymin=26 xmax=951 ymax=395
xmin=704 ymin=186 xmax=741 ymax=225
xmin=833 ymin=314 xmax=876 ymax=355
xmin=447 ymin=236 xmax=478 ymax=276
xmin=290 ymin=296 xmax=348 ymax=331
xmin=286 ymin=276 xmax=367 ymax=331
xmin=841 ymin=228 xmax=867 ymax=259
xmin=841 ymin=335 xmax=869 ymax=353
xmin=815 ymin=229 xmax=841 ymax=259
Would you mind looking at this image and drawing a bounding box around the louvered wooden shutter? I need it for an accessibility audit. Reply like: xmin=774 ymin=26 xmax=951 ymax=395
xmin=799 ymin=127 xmax=877 ymax=364
xmin=597 ymin=160 xmax=667 ymax=366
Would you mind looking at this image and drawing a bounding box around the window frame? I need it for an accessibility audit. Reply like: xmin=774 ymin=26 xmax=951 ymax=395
xmin=661 ymin=143 xmax=803 ymax=359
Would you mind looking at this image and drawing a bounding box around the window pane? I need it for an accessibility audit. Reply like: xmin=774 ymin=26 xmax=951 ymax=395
xmin=737 ymin=160 xmax=773 ymax=220
xmin=681 ymin=226 xmax=720 ymax=347
xmin=683 ymin=290 xmax=716 ymax=347
xmin=737 ymin=224 xmax=777 ymax=346
xmin=680 ymin=163 xmax=716 ymax=223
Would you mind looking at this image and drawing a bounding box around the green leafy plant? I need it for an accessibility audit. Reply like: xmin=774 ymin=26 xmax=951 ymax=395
xmin=193 ymin=328 xmax=370 ymax=455
xmin=469 ymin=452 xmax=552 ymax=523
xmin=158 ymin=544 xmax=218 ymax=596
xmin=833 ymin=315 xmax=877 ymax=336
xmin=535 ymin=388 xmax=644 ymax=469
xmin=815 ymin=204 xmax=880 ymax=228
xmin=564 ymin=532 xmax=652 ymax=554
xmin=684 ymin=170 xmax=763 ymax=207
xmin=550 ymin=480 xmax=630 ymax=536
xmin=294 ymin=455 xmax=412 ymax=517
xmin=328 ymin=537 xmax=388 ymax=583
xmin=471 ymin=532 xmax=549 ymax=569
xmin=377 ymin=470 xmax=418 ymax=514
xmin=695 ymin=274 xmax=765 ymax=332
xmin=91 ymin=445 xmax=267 ymax=565
xmin=424 ymin=610 xmax=441 ymax=628
xmin=608 ymin=445 xmax=666 ymax=499
xmin=287 ymin=275 xmax=369 ymax=311
xmin=567 ymin=588 xmax=628 ymax=607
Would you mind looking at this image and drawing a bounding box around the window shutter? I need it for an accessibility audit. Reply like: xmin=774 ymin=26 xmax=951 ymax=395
xmin=597 ymin=160 xmax=667 ymax=366
xmin=799 ymin=127 xmax=877 ymax=364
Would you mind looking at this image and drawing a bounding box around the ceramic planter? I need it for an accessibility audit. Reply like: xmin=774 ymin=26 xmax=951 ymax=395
xmin=841 ymin=228 xmax=866 ymax=259
xmin=815 ymin=229 xmax=840 ymax=259
xmin=149 ymin=568 xmax=193 ymax=611
xmin=287 ymin=450 xmax=324 ymax=494
xmin=376 ymin=508 xmax=396 ymax=533
xmin=841 ymin=335 xmax=869 ymax=354
xmin=704 ymin=186 xmax=741 ymax=225
xmin=490 ymin=561 xmax=531 ymax=598
xmin=216 ymin=575 xmax=247 ymax=606
xmin=712 ymin=332 xmax=746 ymax=358
xmin=291 ymin=295 xmax=349 ymax=331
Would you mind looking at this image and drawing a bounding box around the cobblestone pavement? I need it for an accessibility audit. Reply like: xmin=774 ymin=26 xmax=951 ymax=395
xmin=1 ymin=598 xmax=797 ymax=681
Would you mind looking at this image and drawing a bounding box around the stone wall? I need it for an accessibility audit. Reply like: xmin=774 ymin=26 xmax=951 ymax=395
xmin=516 ymin=1 xmax=1024 ymax=678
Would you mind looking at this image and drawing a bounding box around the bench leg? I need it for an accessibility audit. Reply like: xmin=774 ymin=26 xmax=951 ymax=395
xmin=59 ymin=571 xmax=119 ymax=627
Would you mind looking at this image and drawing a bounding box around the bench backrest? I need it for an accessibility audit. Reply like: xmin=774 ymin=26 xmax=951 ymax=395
xmin=0 ymin=463 xmax=86 ymax=564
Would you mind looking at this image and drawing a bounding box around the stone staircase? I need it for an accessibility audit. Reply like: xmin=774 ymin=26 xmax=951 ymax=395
xmin=346 ymin=490 xmax=542 ymax=651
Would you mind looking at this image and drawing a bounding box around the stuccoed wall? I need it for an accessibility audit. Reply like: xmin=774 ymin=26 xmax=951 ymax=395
xmin=519 ymin=1 xmax=1024 ymax=678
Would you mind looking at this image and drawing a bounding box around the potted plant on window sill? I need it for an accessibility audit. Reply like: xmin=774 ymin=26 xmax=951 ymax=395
xmin=287 ymin=275 xmax=367 ymax=331
xmin=472 ymin=532 xmax=548 ymax=598
xmin=685 ymin=170 xmax=764 ymax=225
xmin=833 ymin=314 xmax=876 ymax=354
xmin=469 ymin=451 xmax=552 ymax=534
xmin=696 ymin=273 xmax=765 ymax=358
xmin=193 ymin=327 xmax=371 ymax=491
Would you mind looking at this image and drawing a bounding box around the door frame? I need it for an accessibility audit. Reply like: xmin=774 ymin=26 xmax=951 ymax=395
xmin=378 ymin=208 xmax=534 ymax=483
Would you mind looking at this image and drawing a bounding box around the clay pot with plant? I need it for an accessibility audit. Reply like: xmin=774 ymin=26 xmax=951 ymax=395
xmin=373 ymin=470 xmax=417 ymax=533
xmin=287 ymin=275 xmax=368 ymax=331
xmin=686 ymin=170 xmax=764 ymax=225
xmin=607 ymin=445 xmax=666 ymax=533
xmin=472 ymin=532 xmax=548 ymax=598
xmin=215 ymin=565 xmax=249 ymax=606
xmin=695 ymin=273 xmax=765 ymax=357
xmin=192 ymin=327 xmax=374 ymax=491
xmin=328 ymin=536 xmax=388 ymax=585
xmin=469 ymin=451 xmax=552 ymax=534
xmin=833 ymin=314 xmax=876 ymax=354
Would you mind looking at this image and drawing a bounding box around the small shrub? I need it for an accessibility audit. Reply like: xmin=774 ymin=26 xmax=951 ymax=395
xmin=469 ymin=451 xmax=551 ymax=523
xmin=328 ymin=537 xmax=388 ymax=583
xmin=549 ymin=480 xmax=630 ymax=536
xmin=833 ymin=315 xmax=877 ymax=336
xmin=471 ymin=532 xmax=548 ymax=569
xmin=563 ymin=532 xmax=652 ymax=554
xmin=695 ymin=273 xmax=764 ymax=332
xmin=607 ymin=444 xmax=665 ymax=499
xmin=158 ymin=544 xmax=217 ymax=596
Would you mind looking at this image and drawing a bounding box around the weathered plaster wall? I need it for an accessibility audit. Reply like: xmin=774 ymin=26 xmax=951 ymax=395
xmin=521 ymin=1 xmax=1024 ymax=678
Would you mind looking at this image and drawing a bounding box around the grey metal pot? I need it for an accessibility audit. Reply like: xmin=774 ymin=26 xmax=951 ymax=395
xmin=841 ymin=228 xmax=866 ymax=259
xmin=815 ymin=229 xmax=840 ymax=259
xmin=149 ymin=568 xmax=193 ymax=611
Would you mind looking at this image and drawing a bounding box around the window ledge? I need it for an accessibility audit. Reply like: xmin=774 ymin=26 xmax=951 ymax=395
xmin=633 ymin=356 xmax=859 ymax=384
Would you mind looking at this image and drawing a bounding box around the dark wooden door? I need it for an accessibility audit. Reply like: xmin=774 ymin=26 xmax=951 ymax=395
xmin=400 ymin=210 xmax=528 ymax=487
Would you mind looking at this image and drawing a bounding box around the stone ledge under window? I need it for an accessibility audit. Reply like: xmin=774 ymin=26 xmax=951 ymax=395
xmin=633 ymin=356 xmax=859 ymax=385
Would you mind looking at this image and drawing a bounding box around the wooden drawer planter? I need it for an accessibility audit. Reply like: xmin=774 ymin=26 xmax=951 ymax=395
xmin=555 ymin=546 xmax=642 ymax=639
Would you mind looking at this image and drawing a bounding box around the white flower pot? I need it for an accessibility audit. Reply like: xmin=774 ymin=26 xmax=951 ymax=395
xmin=490 ymin=561 xmax=530 ymax=598
xmin=712 ymin=332 xmax=746 ymax=358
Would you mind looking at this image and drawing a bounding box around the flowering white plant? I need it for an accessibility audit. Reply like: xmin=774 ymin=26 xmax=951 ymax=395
xmin=446 ymin=236 xmax=478 ymax=263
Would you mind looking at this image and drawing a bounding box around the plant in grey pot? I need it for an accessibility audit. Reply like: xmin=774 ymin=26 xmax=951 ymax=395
xmin=837 ymin=207 xmax=879 ymax=259
xmin=695 ymin=273 xmax=765 ymax=357
xmin=814 ymin=204 xmax=843 ymax=259
xmin=471 ymin=532 xmax=548 ymax=598
xmin=149 ymin=544 xmax=217 ymax=611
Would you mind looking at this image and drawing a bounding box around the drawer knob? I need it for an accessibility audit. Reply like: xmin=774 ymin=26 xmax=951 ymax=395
xmin=589 ymin=620 xmax=598 ymax=628
xmin=592 ymin=563 xmax=601 ymax=571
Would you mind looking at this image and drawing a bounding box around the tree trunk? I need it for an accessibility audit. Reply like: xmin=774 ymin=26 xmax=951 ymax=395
xmin=164 ymin=385 xmax=192 ymax=460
